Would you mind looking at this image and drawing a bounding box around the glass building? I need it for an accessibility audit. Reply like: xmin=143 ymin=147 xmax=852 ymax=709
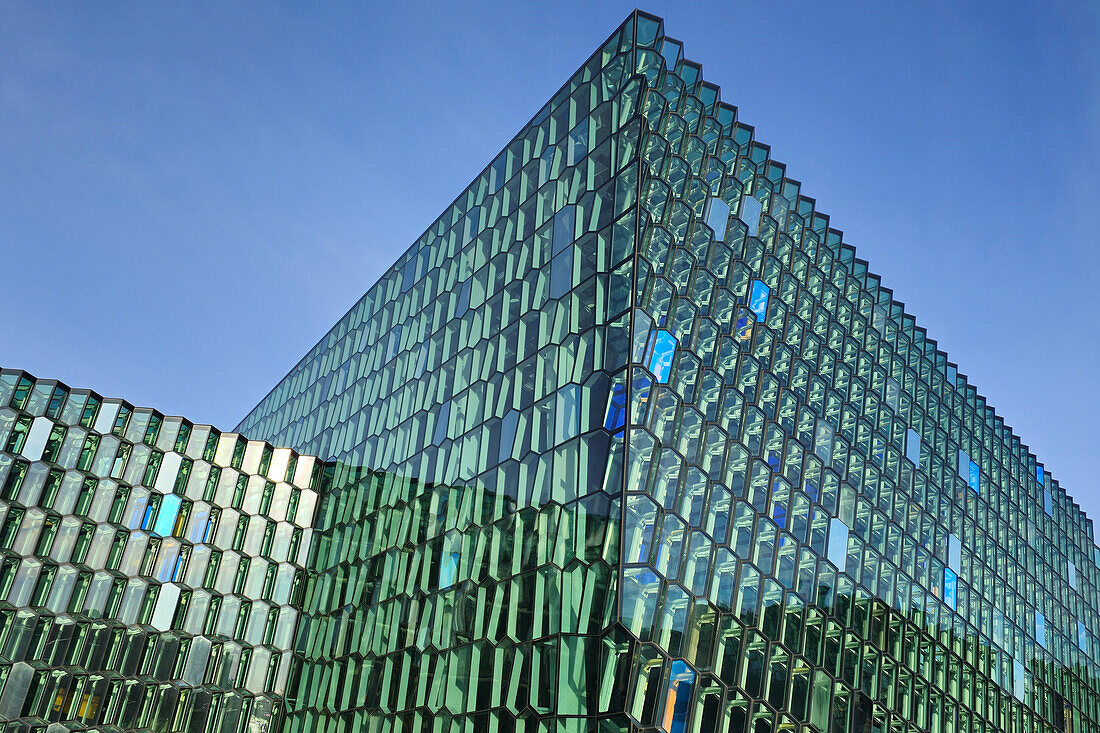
xmin=1 ymin=10 xmax=1097 ymax=733
xmin=0 ymin=369 xmax=321 ymax=731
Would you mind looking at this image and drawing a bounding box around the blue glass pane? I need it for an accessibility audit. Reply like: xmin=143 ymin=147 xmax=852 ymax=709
xmin=549 ymin=249 xmax=573 ymax=299
xmin=968 ymin=461 xmax=980 ymax=494
xmin=772 ymin=496 xmax=786 ymax=529
xmin=432 ymin=401 xmax=451 ymax=446
xmin=153 ymin=494 xmax=182 ymax=538
xmin=172 ymin=554 xmax=186 ymax=582
xmin=568 ymin=121 xmax=588 ymax=165
xmin=705 ymin=197 xmax=730 ymax=241
xmin=440 ymin=551 xmax=460 ymax=589
xmin=456 ymin=279 xmax=471 ymax=315
xmin=944 ymin=568 xmax=958 ymax=610
xmin=905 ymin=428 xmax=920 ymax=466
xmin=741 ymin=195 xmax=762 ymax=237
xmin=636 ymin=518 xmax=655 ymax=563
xmin=957 ymin=449 xmax=969 ymax=480
xmin=386 ymin=325 xmax=402 ymax=362
xmin=1012 ymin=659 xmax=1026 ymax=700
xmin=499 ymin=410 xmax=519 ymax=463
xmin=604 ymin=384 xmax=626 ymax=432
xmin=490 ymin=155 xmax=506 ymax=193
xmin=1079 ymin=621 xmax=1089 ymax=653
xmin=402 ymin=249 xmax=429 ymax=293
xmin=1044 ymin=489 xmax=1053 ymax=516
xmin=462 ymin=207 xmax=480 ymax=245
xmin=401 ymin=256 xmax=418 ymax=293
xmin=948 ymin=534 xmax=961 ymax=572
xmin=1037 ymin=465 xmax=1044 ymax=485
xmin=552 ymin=205 xmax=576 ymax=256
xmin=539 ymin=145 xmax=555 ymax=182
xmin=646 ymin=330 xmax=678 ymax=383
xmin=827 ymin=518 xmax=848 ymax=571
xmin=1036 ymin=611 xmax=1047 ymax=648
xmin=749 ymin=280 xmax=769 ymax=322
xmin=665 ymin=660 xmax=695 ymax=733
xmin=141 ymin=501 xmax=157 ymax=531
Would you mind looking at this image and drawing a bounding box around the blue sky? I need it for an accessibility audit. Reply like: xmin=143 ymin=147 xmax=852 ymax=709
xmin=1 ymin=2 xmax=1097 ymax=521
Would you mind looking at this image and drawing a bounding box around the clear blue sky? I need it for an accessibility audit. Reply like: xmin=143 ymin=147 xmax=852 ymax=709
xmin=1 ymin=2 xmax=1097 ymax=521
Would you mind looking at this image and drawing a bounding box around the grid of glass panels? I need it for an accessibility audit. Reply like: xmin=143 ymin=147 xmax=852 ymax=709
xmin=0 ymin=369 xmax=320 ymax=732
xmin=231 ymin=10 xmax=1100 ymax=733
xmin=285 ymin=460 xmax=622 ymax=732
xmin=240 ymin=14 xmax=648 ymax=732
xmin=617 ymin=13 xmax=1099 ymax=733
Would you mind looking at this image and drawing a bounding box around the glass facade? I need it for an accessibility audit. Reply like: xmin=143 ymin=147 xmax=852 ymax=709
xmin=0 ymin=369 xmax=321 ymax=731
xmin=244 ymin=16 xmax=644 ymax=730
xmin=1 ymin=10 xmax=1097 ymax=733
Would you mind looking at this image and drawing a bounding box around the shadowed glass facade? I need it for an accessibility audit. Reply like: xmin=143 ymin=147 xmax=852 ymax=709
xmin=1 ymin=10 xmax=1097 ymax=733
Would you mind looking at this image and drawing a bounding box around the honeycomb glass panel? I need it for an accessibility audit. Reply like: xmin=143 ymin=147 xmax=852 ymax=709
xmin=0 ymin=369 xmax=318 ymax=732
